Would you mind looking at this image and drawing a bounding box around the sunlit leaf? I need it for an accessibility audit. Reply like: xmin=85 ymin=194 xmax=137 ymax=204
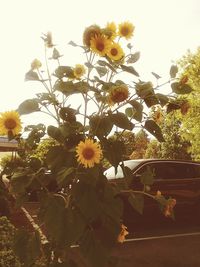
xmin=170 ymin=65 xmax=178 ymax=78
xmin=144 ymin=120 xmax=164 ymax=142
xmin=18 ymin=99 xmax=39 ymax=115
xmin=126 ymin=52 xmax=140 ymax=64
xmin=120 ymin=65 xmax=139 ymax=77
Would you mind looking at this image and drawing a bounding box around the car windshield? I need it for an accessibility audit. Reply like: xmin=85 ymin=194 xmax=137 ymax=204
xmin=104 ymin=160 xmax=143 ymax=179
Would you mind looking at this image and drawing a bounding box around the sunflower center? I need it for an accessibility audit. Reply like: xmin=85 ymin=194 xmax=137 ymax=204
xmin=4 ymin=118 xmax=17 ymax=129
xmin=111 ymin=91 xmax=127 ymax=103
xmin=75 ymin=68 xmax=82 ymax=75
xmin=82 ymin=147 xmax=95 ymax=160
xmin=96 ymin=41 xmax=105 ymax=52
xmin=110 ymin=48 xmax=118 ymax=56
xmin=121 ymin=27 xmax=129 ymax=36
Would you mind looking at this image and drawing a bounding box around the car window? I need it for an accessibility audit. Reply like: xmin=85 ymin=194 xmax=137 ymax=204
xmin=135 ymin=162 xmax=200 ymax=180
xmin=105 ymin=160 xmax=142 ymax=179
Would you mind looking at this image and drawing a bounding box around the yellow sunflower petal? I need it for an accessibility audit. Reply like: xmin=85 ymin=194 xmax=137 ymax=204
xmin=108 ymin=84 xmax=129 ymax=105
xmin=0 ymin=110 xmax=22 ymax=136
xmin=118 ymin=21 xmax=135 ymax=40
xmin=106 ymin=42 xmax=124 ymax=61
xmin=76 ymin=139 xmax=102 ymax=168
xmin=90 ymin=34 xmax=111 ymax=56
xmin=73 ymin=64 xmax=86 ymax=79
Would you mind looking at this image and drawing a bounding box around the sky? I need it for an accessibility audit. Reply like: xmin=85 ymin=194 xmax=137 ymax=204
xmin=0 ymin=0 xmax=199 ymax=126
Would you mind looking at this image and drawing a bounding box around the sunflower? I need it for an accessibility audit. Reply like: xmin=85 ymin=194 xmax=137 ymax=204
xmin=118 ymin=21 xmax=135 ymax=40
xmin=73 ymin=64 xmax=86 ymax=79
xmin=90 ymin=34 xmax=111 ymax=56
xmin=108 ymin=84 xmax=129 ymax=105
xmin=117 ymin=224 xmax=129 ymax=243
xmin=31 ymin=59 xmax=42 ymax=70
xmin=106 ymin=42 xmax=124 ymax=61
xmin=0 ymin=110 xmax=22 ymax=136
xmin=83 ymin=24 xmax=101 ymax=47
xmin=76 ymin=139 xmax=102 ymax=168
xmin=104 ymin=22 xmax=117 ymax=40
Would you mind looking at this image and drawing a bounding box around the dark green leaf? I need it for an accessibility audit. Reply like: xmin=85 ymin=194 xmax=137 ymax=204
xmin=151 ymin=72 xmax=161 ymax=79
xmin=140 ymin=166 xmax=155 ymax=186
xmin=128 ymin=193 xmax=144 ymax=215
xmin=25 ymin=70 xmax=40 ymax=81
xmin=144 ymin=120 xmax=165 ymax=142
xmin=68 ymin=40 xmax=78 ymax=47
xmin=89 ymin=115 xmax=113 ymax=138
xmin=120 ymin=65 xmax=139 ymax=76
xmin=170 ymin=65 xmax=178 ymax=78
xmin=110 ymin=112 xmax=134 ymax=131
xmin=171 ymin=82 xmax=193 ymax=94
xmin=47 ymin=125 xmax=64 ymax=143
xmin=84 ymin=62 xmax=93 ymax=68
xmin=54 ymin=66 xmax=75 ymax=79
xmin=144 ymin=94 xmax=159 ymax=107
xmin=95 ymin=66 xmax=108 ymax=77
xmin=156 ymin=93 xmax=169 ymax=106
xmin=166 ymin=102 xmax=181 ymax=113
xmin=56 ymin=167 xmax=75 ymax=186
xmin=128 ymin=100 xmax=143 ymax=122
xmin=126 ymin=52 xmax=140 ymax=64
xmin=18 ymin=99 xmax=39 ymax=115
xmin=52 ymin=48 xmax=62 ymax=60
xmin=14 ymin=229 xmax=41 ymax=266
xmin=102 ymin=139 xmax=125 ymax=171
xmin=46 ymin=146 xmax=68 ymax=171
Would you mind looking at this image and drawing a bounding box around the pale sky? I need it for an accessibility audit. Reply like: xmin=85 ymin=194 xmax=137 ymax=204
xmin=0 ymin=0 xmax=199 ymax=126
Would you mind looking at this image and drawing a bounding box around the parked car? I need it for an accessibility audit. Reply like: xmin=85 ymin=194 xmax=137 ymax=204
xmin=104 ymin=159 xmax=200 ymax=228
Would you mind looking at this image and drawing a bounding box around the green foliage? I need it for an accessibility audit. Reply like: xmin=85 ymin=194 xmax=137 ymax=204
xmin=130 ymin=130 xmax=149 ymax=159
xmin=0 ymin=22 xmax=188 ymax=267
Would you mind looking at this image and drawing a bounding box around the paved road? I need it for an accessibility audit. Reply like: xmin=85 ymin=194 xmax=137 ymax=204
xmin=110 ymin=218 xmax=200 ymax=267
xmin=111 ymin=231 xmax=200 ymax=267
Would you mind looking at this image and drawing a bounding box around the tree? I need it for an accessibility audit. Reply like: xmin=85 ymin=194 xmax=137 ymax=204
xmin=130 ymin=129 xmax=149 ymax=159
xmin=176 ymin=47 xmax=200 ymax=160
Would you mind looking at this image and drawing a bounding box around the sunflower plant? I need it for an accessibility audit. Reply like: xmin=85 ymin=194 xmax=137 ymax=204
xmin=0 ymin=21 xmax=192 ymax=267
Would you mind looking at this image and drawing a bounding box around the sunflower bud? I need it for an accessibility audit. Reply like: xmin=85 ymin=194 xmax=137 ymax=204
xmin=83 ymin=25 xmax=101 ymax=47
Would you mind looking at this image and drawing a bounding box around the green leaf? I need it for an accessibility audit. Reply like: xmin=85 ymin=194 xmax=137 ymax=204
xmin=170 ymin=65 xmax=178 ymax=78
xmin=11 ymin=171 xmax=33 ymax=194
xmin=144 ymin=120 xmax=165 ymax=142
xmin=74 ymin=81 xmax=89 ymax=93
xmin=171 ymin=82 xmax=193 ymax=94
xmin=128 ymin=193 xmax=144 ymax=215
xmin=68 ymin=40 xmax=78 ymax=47
xmin=54 ymin=66 xmax=75 ymax=79
xmin=120 ymin=64 xmax=139 ymax=76
xmin=128 ymin=100 xmax=143 ymax=121
xmin=95 ymin=66 xmax=108 ymax=77
xmin=25 ymin=70 xmax=40 ymax=81
xmin=126 ymin=52 xmax=140 ymax=64
xmin=52 ymin=48 xmax=62 ymax=60
xmin=89 ymin=115 xmax=113 ymax=138
xmin=125 ymin=107 xmax=133 ymax=117
xmin=140 ymin=166 xmax=155 ymax=186
xmin=56 ymin=167 xmax=75 ymax=186
xmin=18 ymin=99 xmax=39 ymax=115
xmin=98 ymin=60 xmax=117 ymax=73
xmin=102 ymin=139 xmax=125 ymax=171
xmin=54 ymin=80 xmax=75 ymax=95
xmin=110 ymin=112 xmax=134 ymax=131
xmin=166 ymin=102 xmax=181 ymax=113
xmin=151 ymin=72 xmax=161 ymax=79
xmin=14 ymin=229 xmax=41 ymax=266
xmin=144 ymin=94 xmax=159 ymax=107
xmin=47 ymin=125 xmax=64 ymax=143
xmin=46 ymin=146 xmax=68 ymax=171
xmin=156 ymin=93 xmax=169 ymax=106
xmin=84 ymin=62 xmax=93 ymax=68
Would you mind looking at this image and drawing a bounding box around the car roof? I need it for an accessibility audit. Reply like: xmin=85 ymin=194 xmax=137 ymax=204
xmin=104 ymin=159 xmax=200 ymax=179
